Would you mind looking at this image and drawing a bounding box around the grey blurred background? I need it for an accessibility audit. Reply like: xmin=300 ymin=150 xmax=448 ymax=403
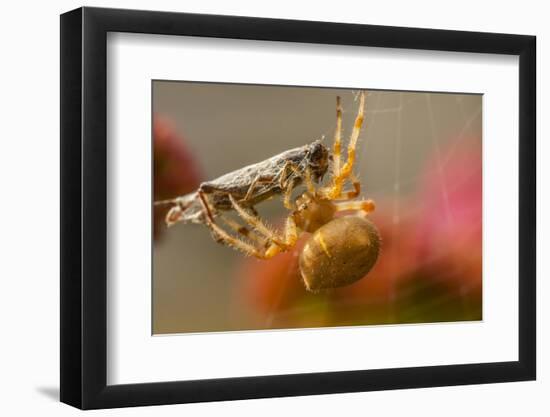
xmin=152 ymin=82 xmax=482 ymax=334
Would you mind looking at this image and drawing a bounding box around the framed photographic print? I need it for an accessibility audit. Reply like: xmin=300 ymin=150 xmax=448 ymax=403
xmin=60 ymin=6 xmax=536 ymax=409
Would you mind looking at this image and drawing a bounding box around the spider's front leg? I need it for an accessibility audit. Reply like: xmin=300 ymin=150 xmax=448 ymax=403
xmin=197 ymin=190 xmax=268 ymax=258
xmin=321 ymin=91 xmax=366 ymax=200
xmin=334 ymin=199 xmax=375 ymax=215
xmin=219 ymin=212 xmax=267 ymax=247
xmin=198 ymin=190 xmax=297 ymax=259
xmin=264 ymin=215 xmax=299 ymax=258
xmin=209 ymin=214 xmax=298 ymax=260
xmin=332 ymin=95 xmax=343 ymax=177
xmin=227 ymin=194 xmax=297 ymax=251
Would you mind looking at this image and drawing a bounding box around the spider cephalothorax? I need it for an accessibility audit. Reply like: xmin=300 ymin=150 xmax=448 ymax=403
xmin=293 ymin=192 xmax=336 ymax=233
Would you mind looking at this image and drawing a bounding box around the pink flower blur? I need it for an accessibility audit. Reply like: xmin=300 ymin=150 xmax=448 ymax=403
xmin=153 ymin=116 xmax=202 ymax=240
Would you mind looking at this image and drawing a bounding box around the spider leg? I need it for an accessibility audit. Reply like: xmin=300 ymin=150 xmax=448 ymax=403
xmin=340 ymin=92 xmax=366 ymax=177
xmin=334 ymin=199 xmax=375 ymax=215
xmin=332 ymin=95 xmax=343 ymax=177
xmin=197 ymin=191 xmax=273 ymax=258
xmin=228 ymin=194 xmax=290 ymax=248
xmin=331 ymin=172 xmax=361 ymax=200
xmin=205 ymin=217 xmax=272 ymax=259
xmin=201 ymin=200 xmax=297 ymax=259
xmin=264 ymin=216 xmax=298 ymax=258
xmin=282 ymin=182 xmax=296 ymax=210
xmin=322 ymin=91 xmax=366 ymax=200
xmin=219 ymin=213 xmax=266 ymax=245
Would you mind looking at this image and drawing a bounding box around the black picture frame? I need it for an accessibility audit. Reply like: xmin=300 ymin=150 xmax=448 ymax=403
xmin=60 ymin=6 xmax=536 ymax=410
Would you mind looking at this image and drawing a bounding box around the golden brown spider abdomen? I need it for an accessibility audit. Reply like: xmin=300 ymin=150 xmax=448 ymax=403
xmin=299 ymin=216 xmax=380 ymax=292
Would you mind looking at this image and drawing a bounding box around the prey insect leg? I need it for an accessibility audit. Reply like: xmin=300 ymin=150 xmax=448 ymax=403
xmin=283 ymin=183 xmax=295 ymax=210
xmin=279 ymin=160 xmax=309 ymax=210
xmin=155 ymin=195 xmax=196 ymax=226
xmin=303 ymin=167 xmax=317 ymax=195
xmin=243 ymin=174 xmax=275 ymax=201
